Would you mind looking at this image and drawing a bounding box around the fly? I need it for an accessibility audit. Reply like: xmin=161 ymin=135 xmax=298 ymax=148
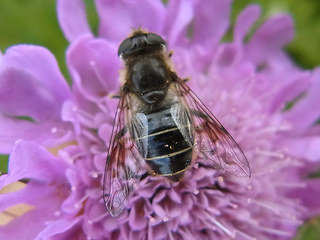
xmin=103 ymin=30 xmax=251 ymax=217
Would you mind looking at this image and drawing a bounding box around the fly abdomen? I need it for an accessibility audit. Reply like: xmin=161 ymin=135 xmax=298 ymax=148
xmin=144 ymin=107 xmax=193 ymax=180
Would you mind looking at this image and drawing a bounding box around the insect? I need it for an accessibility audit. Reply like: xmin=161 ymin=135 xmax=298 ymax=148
xmin=103 ymin=30 xmax=250 ymax=217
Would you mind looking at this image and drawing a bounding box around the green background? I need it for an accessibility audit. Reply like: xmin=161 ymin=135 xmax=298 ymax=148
xmin=0 ymin=0 xmax=319 ymax=239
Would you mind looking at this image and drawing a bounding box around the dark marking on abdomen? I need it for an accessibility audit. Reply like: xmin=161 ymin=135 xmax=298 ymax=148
xmin=144 ymin=107 xmax=193 ymax=179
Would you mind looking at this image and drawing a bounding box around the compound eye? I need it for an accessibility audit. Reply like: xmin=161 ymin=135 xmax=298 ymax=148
xmin=146 ymin=33 xmax=166 ymax=46
xmin=118 ymin=38 xmax=132 ymax=56
xmin=118 ymin=32 xmax=167 ymax=58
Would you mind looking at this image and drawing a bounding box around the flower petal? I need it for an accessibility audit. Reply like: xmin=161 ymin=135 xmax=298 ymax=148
xmin=36 ymin=218 xmax=80 ymax=240
xmin=0 ymin=45 xmax=70 ymax=120
xmin=279 ymin=136 xmax=320 ymax=162
xmin=192 ymin=0 xmax=232 ymax=47
xmin=0 ymin=182 xmax=67 ymax=240
xmin=0 ymin=45 xmax=71 ymax=153
xmin=95 ymin=0 xmax=166 ymax=42
xmin=245 ymin=14 xmax=294 ymax=65
xmin=163 ymin=0 xmax=193 ymax=46
xmin=57 ymin=0 xmax=92 ymax=41
xmin=0 ymin=140 xmax=68 ymax=189
xmin=61 ymin=100 xmax=82 ymax=136
xmin=283 ymin=68 xmax=320 ymax=134
xmin=147 ymin=223 xmax=167 ymax=240
xmin=234 ymin=5 xmax=261 ymax=43
xmin=128 ymin=201 xmax=148 ymax=230
xmin=288 ymin=178 xmax=320 ymax=217
xmin=269 ymin=72 xmax=312 ymax=112
xmin=67 ymin=35 xmax=120 ymax=100
xmin=0 ymin=114 xmax=72 ymax=154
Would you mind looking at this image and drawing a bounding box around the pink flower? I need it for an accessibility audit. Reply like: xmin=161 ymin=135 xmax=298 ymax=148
xmin=0 ymin=1 xmax=319 ymax=239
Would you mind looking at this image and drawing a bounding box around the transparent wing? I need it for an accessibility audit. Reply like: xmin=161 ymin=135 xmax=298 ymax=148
xmin=173 ymin=77 xmax=251 ymax=177
xmin=102 ymin=93 xmax=146 ymax=217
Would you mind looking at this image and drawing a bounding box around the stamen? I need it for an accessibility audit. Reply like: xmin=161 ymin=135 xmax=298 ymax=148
xmin=258 ymin=225 xmax=293 ymax=237
xmin=54 ymin=211 xmax=61 ymax=216
xmin=60 ymin=150 xmax=91 ymax=164
xmin=247 ymin=217 xmax=295 ymax=237
xmin=90 ymin=172 xmax=99 ymax=178
xmin=96 ymin=97 xmax=116 ymax=117
xmin=237 ymin=75 xmax=255 ymax=96
xmin=275 ymin=181 xmax=306 ymax=188
xmin=238 ymin=114 xmax=266 ymax=126
xmin=82 ymin=129 xmax=99 ymax=142
xmin=251 ymin=199 xmax=294 ymax=216
xmin=270 ymin=215 xmax=303 ymax=225
xmin=255 ymin=148 xmax=284 ymax=159
xmin=71 ymin=104 xmax=97 ymax=128
xmin=89 ymin=60 xmax=109 ymax=89
xmin=74 ymin=195 xmax=88 ymax=209
xmin=51 ymin=127 xmax=58 ymax=133
xmin=278 ymin=198 xmax=305 ymax=213
xmin=180 ymin=227 xmax=194 ymax=239
xmin=230 ymin=203 xmax=238 ymax=209
xmin=77 ymin=110 xmax=96 ymax=128
xmin=88 ymin=212 xmax=109 ymax=224
xmin=255 ymin=123 xmax=292 ymax=134
xmin=254 ymin=160 xmax=292 ymax=176
xmin=165 ymin=224 xmax=175 ymax=240
xmin=204 ymin=211 xmax=235 ymax=238
xmin=235 ymin=229 xmax=257 ymax=240
xmin=255 ymin=86 xmax=280 ymax=101
xmin=217 ymin=176 xmax=224 ymax=183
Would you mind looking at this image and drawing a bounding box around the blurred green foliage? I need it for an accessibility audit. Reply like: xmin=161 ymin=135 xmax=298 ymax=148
xmin=0 ymin=0 xmax=319 ymax=239
xmin=294 ymin=217 xmax=320 ymax=240
xmin=0 ymin=0 xmax=68 ymax=75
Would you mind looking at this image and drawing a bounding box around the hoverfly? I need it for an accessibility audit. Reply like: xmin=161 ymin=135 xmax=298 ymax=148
xmin=103 ymin=30 xmax=250 ymax=217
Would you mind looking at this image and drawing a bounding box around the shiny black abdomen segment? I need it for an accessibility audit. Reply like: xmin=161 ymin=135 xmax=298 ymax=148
xmin=146 ymin=150 xmax=192 ymax=176
xmin=144 ymin=108 xmax=192 ymax=178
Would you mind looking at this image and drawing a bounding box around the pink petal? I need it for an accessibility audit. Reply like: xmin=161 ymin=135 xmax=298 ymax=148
xmin=57 ymin=0 xmax=92 ymax=41
xmin=0 ymin=45 xmax=70 ymax=120
xmin=279 ymin=136 xmax=320 ymax=162
xmin=95 ymin=0 xmax=166 ymax=42
xmin=270 ymin=72 xmax=312 ymax=112
xmin=0 ymin=182 xmax=67 ymax=240
xmin=0 ymin=140 xmax=68 ymax=189
xmin=148 ymin=223 xmax=167 ymax=239
xmin=163 ymin=0 xmax=193 ymax=47
xmin=245 ymin=14 xmax=294 ymax=65
xmin=284 ymin=68 xmax=320 ymax=134
xmin=234 ymin=5 xmax=261 ymax=43
xmin=67 ymin=35 xmax=120 ymax=100
xmin=0 ymin=114 xmax=72 ymax=154
xmin=288 ymin=178 xmax=320 ymax=217
xmin=0 ymin=45 xmax=72 ymax=153
xmin=128 ymin=201 xmax=148 ymax=230
xmin=36 ymin=218 xmax=79 ymax=240
xmin=192 ymin=0 xmax=232 ymax=47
